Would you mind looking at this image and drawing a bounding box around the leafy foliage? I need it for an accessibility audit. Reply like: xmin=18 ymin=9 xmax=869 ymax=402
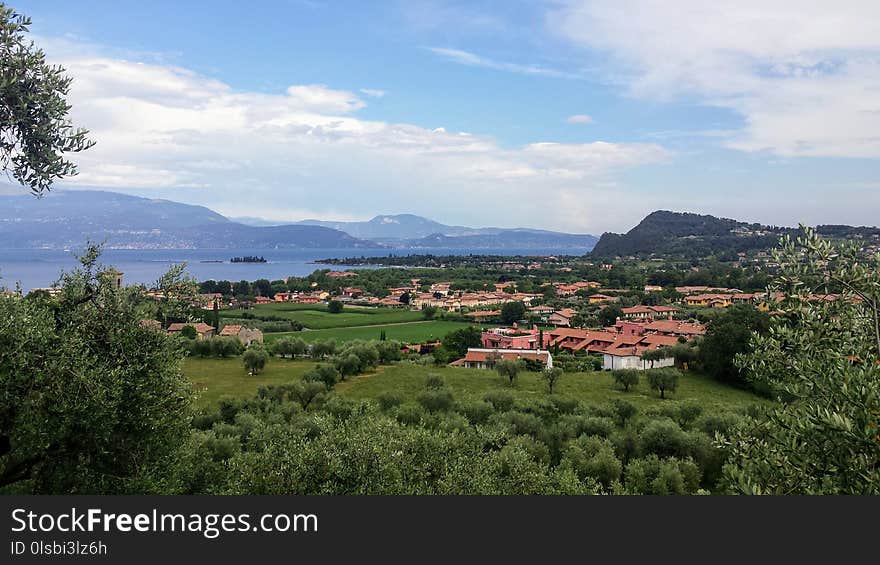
xmin=0 ymin=5 xmax=94 ymax=194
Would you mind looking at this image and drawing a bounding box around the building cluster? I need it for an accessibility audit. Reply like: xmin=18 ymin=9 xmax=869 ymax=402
xmin=141 ymin=320 xmax=263 ymax=345
xmin=456 ymin=305 xmax=705 ymax=372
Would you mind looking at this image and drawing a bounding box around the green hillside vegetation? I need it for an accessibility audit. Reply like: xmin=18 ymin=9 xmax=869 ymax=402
xmin=591 ymin=210 xmax=789 ymax=258
xmin=221 ymin=303 xmax=422 ymax=329
xmin=266 ymin=320 xmax=478 ymax=344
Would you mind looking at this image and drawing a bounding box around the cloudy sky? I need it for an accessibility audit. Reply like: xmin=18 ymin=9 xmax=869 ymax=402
xmin=18 ymin=0 xmax=880 ymax=233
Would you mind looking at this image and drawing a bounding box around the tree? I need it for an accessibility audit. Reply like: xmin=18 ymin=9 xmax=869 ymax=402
xmin=542 ymin=366 xmax=563 ymax=394
xmin=441 ymin=326 xmax=482 ymax=358
xmin=495 ymin=359 xmax=523 ymax=387
xmin=597 ymin=304 xmax=623 ymax=327
xmin=0 ymin=5 xmax=94 ymax=195
xmin=398 ymin=291 xmax=411 ymax=305
xmin=646 ymin=368 xmax=679 ymax=399
xmin=327 ymin=300 xmax=343 ymax=314
xmin=699 ymin=304 xmax=770 ymax=388
xmin=721 ymin=227 xmax=880 ymax=494
xmin=303 ymin=364 xmax=340 ymax=390
xmin=243 ymin=347 xmax=269 ymax=375
xmin=180 ymin=324 xmax=198 ymax=340
xmin=0 ymin=247 xmax=191 ymax=492
xmin=640 ymin=347 xmax=670 ymax=369
xmin=290 ymin=381 xmax=325 ymax=410
xmin=500 ymin=301 xmax=526 ymax=325
xmin=421 ymin=305 xmax=437 ymax=320
xmin=612 ymin=369 xmax=639 ymax=392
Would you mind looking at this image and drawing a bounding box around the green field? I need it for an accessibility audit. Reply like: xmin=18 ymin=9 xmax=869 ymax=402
xmin=265 ymin=320 xmax=478 ymax=344
xmin=222 ymin=303 xmax=423 ymax=329
xmin=336 ymin=363 xmax=764 ymax=411
xmin=184 ymin=357 xmax=314 ymax=407
xmin=184 ymin=357 xmax=764 ymax=412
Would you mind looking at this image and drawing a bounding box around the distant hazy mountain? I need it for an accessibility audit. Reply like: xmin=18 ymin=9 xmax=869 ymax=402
xmin=0 ymin=190 xmax=598 ymax=251
xmin=293 ymin=214 xmax=598 ymax=249
xmin=0 ymin=191 xmax=378 ymax=249
xmin=404 ymin=230 xmax=599 ymax=251
xmin=590 ymin=210 xmax=788 ymax=258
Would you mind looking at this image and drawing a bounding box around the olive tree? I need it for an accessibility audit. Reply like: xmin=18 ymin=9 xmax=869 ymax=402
xmin=0 ymin=246 xmax=191 ymax=492
xmin=646 ymin=368 xmax=679 ymax=399
xmin=722 ymin=227 xmax=880 ymax=494
xmin=0 ymin=5 xmax=94 ymax=195
xmin=612 ymin=369 xmax=639 ymax=392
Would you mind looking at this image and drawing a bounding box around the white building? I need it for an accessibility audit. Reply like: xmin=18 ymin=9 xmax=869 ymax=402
xmin=603 ymin=348 xmax=675 ymax=371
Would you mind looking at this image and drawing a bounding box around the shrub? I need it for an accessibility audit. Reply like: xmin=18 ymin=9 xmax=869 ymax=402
xmin=416 ymin=390 xmax=455 ymax=413
xmin=483 ymin=390 xmax=515 ymax=412
xmin=376 ymin=392 xmax=403 ymax=412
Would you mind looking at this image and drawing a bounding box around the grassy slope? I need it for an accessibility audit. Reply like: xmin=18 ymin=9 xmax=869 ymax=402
xmin=185 ymin=357 xmax=314 ymax=407
xmin=184 ymin=357 xmax=764 ymax=412
xmin=336 ymin=363 xmax=764 ymax=411
xmin=221 ymin=303 xmax=423 ymax=329
xmin=265 ymin=321 xmax=478 ymax=344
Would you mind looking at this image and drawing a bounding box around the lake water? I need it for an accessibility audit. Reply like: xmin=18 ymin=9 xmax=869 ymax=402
xmin=0 ymin=247 xmax=573 ymax=291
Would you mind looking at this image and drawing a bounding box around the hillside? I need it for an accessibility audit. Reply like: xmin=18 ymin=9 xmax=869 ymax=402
xmin=0 ymin=191 xmax=378 ymax=249
xmin=590 ymin=210 xmax=790 ymax=258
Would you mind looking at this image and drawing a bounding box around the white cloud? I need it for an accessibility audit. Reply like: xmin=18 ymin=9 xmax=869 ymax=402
xmin=427 ymin=47 xmax=580 ymax=79
xmin=46 ymin=42 xmax=667 ymax=232
xmin=548 ymin=0 xmax=880 ymax=158
xmin=360 ymin=88 xmax=386 ymax=98
xmin=566 ymin=114 xmax=593 ymax=124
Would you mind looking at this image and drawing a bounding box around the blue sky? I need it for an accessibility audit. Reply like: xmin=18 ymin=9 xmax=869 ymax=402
xmin=14 ymin=0 xmax=880 ymax=233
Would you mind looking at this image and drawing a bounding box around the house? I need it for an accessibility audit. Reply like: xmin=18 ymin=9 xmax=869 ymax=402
xmin=341 ymin=287 xmax=364 ymax=299
xmin=254 ymin=296 xmax=273 ymax=304
xmin=197 ymin=292 xmax=224 ymax=309
xmin=621 ymin=305 xmax=678 ymax=320
xmin=480 ymin=325 xmax=543 ymax=350
xmin=274 ymin=292 xmax=294 ymax=302
xmin=466 ymin=310 xmax=501 ymax=321
xmin=102 ymin=269 xmax=124 ymax=290
xmin=450 ymin=348 xmax=553 ymax=369
xmin=603 ymin=347 xmax=675 ymax=371
xmin=139 ymin=319 xmax=163 ymax=331
xmin=529 ymin=305 xmax=555 ymax=315
xmin=549 ymin=308 xmax=579 ymax=327
xmin=588 ymin=293 xmax=618 ymax=304
xmin=644 ymin=285 xmax=664 ymax=293
xmin=167 ymin=322 xmax=216 ymax=340
xmin=219 ymin=324 xmax=264 ymax=345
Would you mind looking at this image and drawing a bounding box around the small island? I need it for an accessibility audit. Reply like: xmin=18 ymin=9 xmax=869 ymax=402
xmin=230 ymin=255 xmax=267 ymax=263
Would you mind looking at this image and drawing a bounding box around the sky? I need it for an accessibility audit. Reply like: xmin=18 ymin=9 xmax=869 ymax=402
xmin=12 ymin=0 xmax=880 ymax=234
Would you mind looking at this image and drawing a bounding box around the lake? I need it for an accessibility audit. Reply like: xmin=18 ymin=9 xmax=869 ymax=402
xmin=0 ymin=247 xmax=573 ymax=291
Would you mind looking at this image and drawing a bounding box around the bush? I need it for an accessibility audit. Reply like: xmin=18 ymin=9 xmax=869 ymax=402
xmin=416 ymin=390 xmax=455 ymax=413
xmin=457 ymin=401 xmax=494 ymax=425
xmin=483 ymin=390 xmax=515 ymax=412
xmin=425 ymin=374 xmax=445 ymax=390
xmin=639 ymin=418 xmax=690 ymax=459
xmin=623 ymin=455 xmax=701 ymax=495
xmin=327 ymin=300 xmax=343 ymax=313
xmin=376 ymin=392 xmax=403 ymax=412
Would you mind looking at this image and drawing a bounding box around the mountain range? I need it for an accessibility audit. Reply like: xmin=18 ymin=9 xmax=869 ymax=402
xmin=0 ymin=191 xmax=598 ymax=251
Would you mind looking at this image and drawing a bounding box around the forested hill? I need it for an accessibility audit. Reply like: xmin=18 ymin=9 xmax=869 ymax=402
xmin=589 ymin=211 xmax=791 ymax=259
